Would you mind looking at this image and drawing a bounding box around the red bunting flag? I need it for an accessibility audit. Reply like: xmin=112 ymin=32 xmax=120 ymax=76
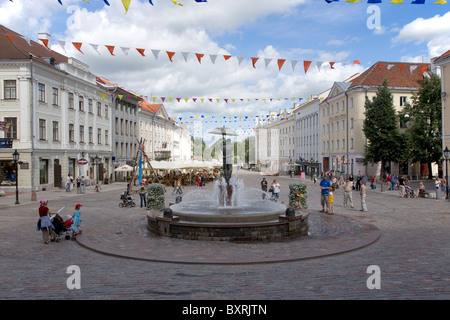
xmin=329 ymin=62 xmax=335 ymax=69
xmin=303 ymin=61 xmax=312 ymax=74
xmin=223 ymin=55 xmax=232 ymax=60
xmin=105 ymin=45 xmax=115 ymax=56
xmin=195 ymin=53 xmax=204 ymax=64
xmin=166 ymin=51 xmax=175 ymax=62
xmin=39 ymin=38 xmax=50 ymax=50
xmin=72 ymin=42 xmax=84 ymax=54
xmin=251 ymin=57 xmax=259 ymax=69
xmin=399 ymin=64 xmax=406 ymax=72
xmin=353 ymin=60 xmax=360 ymax=64
xmin=420 ymin=65 xmax=428 ymax=75
xmin=136 ymin=48 xmax=146 ymax=57
xmin=377 ymin=63 xmax=384 ymax=70
xmin=277 ymin=59 xmax=286 ymax=71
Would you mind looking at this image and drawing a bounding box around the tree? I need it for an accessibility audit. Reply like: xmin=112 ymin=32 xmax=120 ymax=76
xmin=362 ymin=79 xmax=404 ymax=177
xmin=400 ymin=74 xmax=442 ymax=179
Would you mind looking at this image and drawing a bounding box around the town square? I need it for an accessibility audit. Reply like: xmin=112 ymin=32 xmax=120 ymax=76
xmin=1 ymin=0 xmax=450 ymax=304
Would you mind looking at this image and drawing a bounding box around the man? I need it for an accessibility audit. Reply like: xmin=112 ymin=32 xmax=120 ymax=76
xmin=66 ymin=174 xmax=72 ymax=192
xmin=319 ymin=174 xmax=331 ymax=213
xmin=360 ymin=180 xmax=368 ymax=212
xmin=343 ymin=178 xmax=354 ymax=209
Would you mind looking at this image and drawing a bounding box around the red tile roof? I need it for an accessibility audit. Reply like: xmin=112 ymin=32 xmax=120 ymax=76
xmin=349 ymin=61 xmax=430 ymax=89
xmin=434 ymin=50 xmax=450 ymax=63
xmin=139 ymin=100 xmax=163 ymax=114
xmin=0 ymin=24 xmax=68 ymax=66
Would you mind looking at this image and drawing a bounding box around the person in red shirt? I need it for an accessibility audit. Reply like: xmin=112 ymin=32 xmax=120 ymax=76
xmin=37 ymin=200 xmax=55 ymax=244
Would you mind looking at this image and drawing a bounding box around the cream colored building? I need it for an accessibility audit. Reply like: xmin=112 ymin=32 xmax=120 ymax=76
xmin=433 ymin=50 xmax=450 ymax=177
xmin=320 ymin=61 xmax=431 ymax=178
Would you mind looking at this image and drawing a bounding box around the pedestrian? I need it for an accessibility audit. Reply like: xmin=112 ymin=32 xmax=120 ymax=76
xmin=80 ymin=176 xmax=85 ymax=194
xmin=435 ymin=177 xmax=442 ymax=200
xmin=349 ymin=174 xmax=354 ymax=189
xmin=171 ymin=178 xmax=177 ymax=195
xmin=398 ymin=176 xmax=405 ymax=197
xmin=328 ymin=191 xmax=334 ymax=215
xmin=370 ymin=175 xmax=376 ymax=189
xmin=386 ymin=174 xmax=391 ymax=190
xmin=197 ymin=175 xmax=201 ymax=188
xmin=319 ymin=174 xmax=331 ymax=213
xmin=69 ymin=204 xmax=83 ymax=235
xmin=356 ymin=174 xmax=362 ymax=191
xmin=66 ymin=174 xmax=72 ymax=192
xmin=139 ymin=184 xmax=147 ymax=208
xmin=313 ymin=173 xmax=317 ymax=186
xmin=36 ymin=200 xmax=56 ymax=244
xmin=360 ymin=180 xmax=368 ymax=212
xmin=271 ymin=179 xmax=281 ymax=200
xmin=176 ymin=179 xmax=183 ymax=195
xmin=261 ymin=177 xmax=268 ymax=199
xmin=343 ymin=178 xmax=354 ymax=208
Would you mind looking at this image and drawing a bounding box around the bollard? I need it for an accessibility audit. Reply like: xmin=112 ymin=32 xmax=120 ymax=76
xmin=286 ymin=207 xmax=296 ymax=217
xmin=163 ymin=208 xmax=173 ymax=218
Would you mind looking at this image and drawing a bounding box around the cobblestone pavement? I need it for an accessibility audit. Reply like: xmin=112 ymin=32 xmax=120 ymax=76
xmin=0 ymin=170 xmax=449 ymax=300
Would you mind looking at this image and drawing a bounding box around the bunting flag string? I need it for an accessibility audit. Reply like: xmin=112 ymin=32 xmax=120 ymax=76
xmin=55 ymin=39 xmax=359 ymax=74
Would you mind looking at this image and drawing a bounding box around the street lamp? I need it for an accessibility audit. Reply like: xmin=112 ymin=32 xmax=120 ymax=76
xmin=94 ymin=155 xmax=100 ymax=186
xmin=12 ymin=149 xmax=19 ymax=204
xmin=444 ymin=146 xmax=450 ymax=199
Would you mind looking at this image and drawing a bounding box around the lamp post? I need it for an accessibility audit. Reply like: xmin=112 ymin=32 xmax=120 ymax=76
xmin=12 ymin=149 xmax=19 ymax=204
xmin=94 ymin=155 xmax=100 ymax=186
xmin=444 ymin=146 xmax=450 ymax=199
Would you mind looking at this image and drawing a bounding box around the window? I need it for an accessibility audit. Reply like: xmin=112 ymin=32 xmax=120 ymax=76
xmin=4 ymin=80 xmax=16 ymax=100
xmin=89 ymin=127 xmax=93 ymax=143
xmin=68 ymin=92 xmax=74 ymax=109
xmin=105 ymin=130 xmax=109 ymax=145
xmin=69 ymin=124 xmax=74 ymax=142
xmin=78 ymin=96 xmax=84 ymax=111
xmin=38 ymin=83 xmax=45 ymax=102
xmin=342 ymin=100 xmax=345 ymax=111
xmin=105 ymin=105 xmax=109 ymax=118
xmin=342 ymin=120 xmax=345 ymax=131
xmin=115 ymin=118 xmax=119 ymax=134
xmin=88 ymin=99 xmax=93 ymax=113
xmin=39 ymin=119 xmax=46 ymax=140
xmin=342 ymin=139 xmax=345 ymax=150
xmin=4 ymin=117 xmax=17 ymax=139
xmin=350 ymin=97 xmax=354 ymax=109
xmin=52 ymin=121 xmax=59 ymax=141
xmin=39 ymin=159 xmax=48 ymax=184
xmin=97 ymin=102 xmax=102 ymax=116
xmin=52 ymin=87 xmax=59 ymax=106
xmin=351 ymin=138 xmax=354 ymax=149
xmin=350 ymin=118 xmax=354 ymax=129
xmin=400 ymin=96 xmax=407 ymax=107
xmin=336 ymin=140 xmax=339 ymax=150
xmin=98 ymin=128 xmax=102 ymax=144
xmin=79 ymin=125 xmax=85 ymax=143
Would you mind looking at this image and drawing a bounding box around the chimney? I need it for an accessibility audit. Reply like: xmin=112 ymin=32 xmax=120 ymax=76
xmin=38 ymin=33 xmax=51 ymax=50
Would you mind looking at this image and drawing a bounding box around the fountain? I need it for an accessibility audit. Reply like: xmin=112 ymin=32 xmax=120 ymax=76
xmin=147 ymin=126 xmax=309 ymax=241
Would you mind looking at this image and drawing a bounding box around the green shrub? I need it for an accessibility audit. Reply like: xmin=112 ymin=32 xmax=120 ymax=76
xmin=147 ymin=183 xmax=165 ymax=210
xmin=288 ymin=182 xmax=308 ymax=210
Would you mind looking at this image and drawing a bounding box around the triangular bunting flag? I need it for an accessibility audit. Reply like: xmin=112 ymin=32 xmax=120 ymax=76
xmin=122 ymin=0 xmax=131 ymax=14
xmin=399 ymin=64 xmax=406 ymax=72
xmin=277 ymin=59 xmax=286 ymax=71
xmin=152 ymin=49 xmax=160 ymax=60
xmin=121 ymin=47 xmax=130 ymax=56
xmin=353 ymin=60 xmax=360 ymax=64
xmin=329 ymin=62 xmax=335 ymax=69
xmin=166 ymin=51 xmax=175 ymax=62
xmin=264 ymin=58 xmax=272 ymax=68
xmin=90 ymin=44 xmax=101 ymax=55
xmin=118 ymin=94 xmax=123 ymax=100
xmin=101 ymin=93 xmax=106 ymax=101
xmin=291 ymin=60 xmax=298 ymax=71
xmin=316 ymin=61 xmax=324 ymax=72
xmin=136 ymin=48 xmax=146 ymax=57
xmin=237 ymin=56 xmax=244 ymax=65
xmin=223 ymin=55 xmax=232 ymax=61
xmin=57 ymin=40 xmax=66 ymax=52
xmin=39 ymin=38 xmax=50 ymax=50
xmin=72 ymin=42 xmax=84 ymax=54
xmin=420 ymin=65 xmax=429 ymax=75
xmin=377 ymin=63 xmax=384 ymax=70
xmin=410 ymin=65 xmax=418 ymax=73
xmin=182 ymin=52 xmax=189 ymax=62
xmin=304 ymin=61 xmax=312 ymax=74
xmin=210 ymin=54 xmax=218 ymax=64
xmin=251 ymin=57 xmax=259 ymax=69
xmin=105 ymin=45 xmax=115 ymax=56
xmin=195 ymin=53 xmax=204 ymax=64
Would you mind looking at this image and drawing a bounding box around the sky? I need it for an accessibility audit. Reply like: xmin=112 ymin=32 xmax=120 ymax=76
xmin=1 ymin=0 xmax=450 ymax=141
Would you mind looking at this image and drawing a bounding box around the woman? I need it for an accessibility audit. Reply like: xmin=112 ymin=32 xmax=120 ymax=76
xmin=271 ymin=180 xmax=281 ymax=200
xmin=37 ymin=200 xmax=55 ymax=244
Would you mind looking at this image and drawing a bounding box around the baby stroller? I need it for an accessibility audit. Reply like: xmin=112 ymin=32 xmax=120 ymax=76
xmin=50 ymin=214 xmax=74 ymax=241
xmin=119 ymin=191 xmax=136 ymax=208
xmin=403 ymin=185 xmax=416 ymax=198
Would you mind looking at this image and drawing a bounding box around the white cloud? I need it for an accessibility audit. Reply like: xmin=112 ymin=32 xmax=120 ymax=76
xmin=2 ymin=0 xmax=363 ymax=119
xmin=393 ymin=12 xmax=450 ymax=58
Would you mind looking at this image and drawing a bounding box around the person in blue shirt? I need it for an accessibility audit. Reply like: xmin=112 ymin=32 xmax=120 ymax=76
xmin=320 ymin=174 xmax=331 ymax=213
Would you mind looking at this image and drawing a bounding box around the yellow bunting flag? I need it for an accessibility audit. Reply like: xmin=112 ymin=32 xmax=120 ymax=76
xmin=118 ymin=95 xmax=123 ymax=100
xmin=390 ymin=0 xmax=403 ymax=3
xmin=101 ymin=94 xmax=106 ymax=101
xmin=122 ymin=0 xmax=131 ymax=14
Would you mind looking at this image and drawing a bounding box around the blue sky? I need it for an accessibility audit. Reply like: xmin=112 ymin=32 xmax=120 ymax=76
xmin=1 ymin=0 xmax=450 ymax=139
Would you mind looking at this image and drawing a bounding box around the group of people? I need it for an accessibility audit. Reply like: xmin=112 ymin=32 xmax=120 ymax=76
xmin=66 ymin=175 xmax=87 ymax=193
xmin=260 ymin=177 xmax=281 ymax=200
xmin=37 ymin=201 xmax=82 ymax=245
xmin=320 ymin=174 xmax=368 ymax=214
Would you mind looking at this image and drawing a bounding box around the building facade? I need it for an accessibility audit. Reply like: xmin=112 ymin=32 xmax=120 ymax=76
xmin=0 ymin=26 xmax=111 ymax=193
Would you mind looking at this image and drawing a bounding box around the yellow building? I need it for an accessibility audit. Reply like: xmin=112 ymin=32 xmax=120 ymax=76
xmin=320 ymin=61 xmax=431 ymax=179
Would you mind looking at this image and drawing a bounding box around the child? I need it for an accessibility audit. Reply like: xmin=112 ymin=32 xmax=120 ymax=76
xmin=328 ymin=192 xmax=334 ymax=215
xmin=65 ymin=215 xmax=74 ymax=229
xmin=69 ymin=204 xmax=83 ymax=235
